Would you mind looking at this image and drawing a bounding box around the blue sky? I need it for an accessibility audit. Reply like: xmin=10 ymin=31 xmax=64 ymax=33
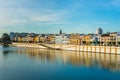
xmin=0 ymin=0 xmax=120 ymax=34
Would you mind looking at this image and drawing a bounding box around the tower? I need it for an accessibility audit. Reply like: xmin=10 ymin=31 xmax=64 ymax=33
xmin=96 ymin=28 xmax=103 ymax=35
xmin=59 ymin=29 xmax=62 ymax=35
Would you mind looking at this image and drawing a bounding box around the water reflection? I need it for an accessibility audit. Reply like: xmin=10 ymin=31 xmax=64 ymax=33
xmin=2 ymin=47 xmax=12 ymax=57
xmin=11 ymin=48 xmax=120 ymax=72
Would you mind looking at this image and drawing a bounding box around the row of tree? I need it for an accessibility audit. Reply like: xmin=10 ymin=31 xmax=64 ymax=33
xmin=0 ymin=33 xmax=11 ymax=47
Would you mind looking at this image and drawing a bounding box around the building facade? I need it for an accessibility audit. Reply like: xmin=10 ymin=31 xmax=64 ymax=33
xmin=55 ymin=35 xmax=69 ymax=44
xmin=100 ymin=34 xmax=111 ymax=46
xmin=116 ymin=33 xmax=120 ymax=45
xmin=110 ymin=32 xmax=117 ymax=45
xmin=70 ymin=33 xmax=80 ymax=45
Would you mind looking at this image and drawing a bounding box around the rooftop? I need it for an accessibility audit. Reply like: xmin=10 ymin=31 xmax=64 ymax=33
xmin=101 ymin=34 xmax=110 ymax=37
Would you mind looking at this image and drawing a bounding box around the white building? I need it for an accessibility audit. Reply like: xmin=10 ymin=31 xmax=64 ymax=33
xmin=62 ymin=36 xmax=69 ymax=44
xmin=89 ymin=34 xmax=99 ymax=45
xmin=55 ymin=35 xmax=62 ymax=44
xmin=110 ymin=32 xmax=117 ymax=45
xmin=116 ymin=32 xmax=120 ymax=45
xmin=55 ymin=35 xmax=69 ymax=44
xmin=96 ymin=35 xmax=101 ymax=42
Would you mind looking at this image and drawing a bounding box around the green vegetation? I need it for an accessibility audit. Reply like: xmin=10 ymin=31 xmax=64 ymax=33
xmin=118 ymin=42 xmax=120 ymax=46
xmin=0 ymin=33 xmax=11 ymax=47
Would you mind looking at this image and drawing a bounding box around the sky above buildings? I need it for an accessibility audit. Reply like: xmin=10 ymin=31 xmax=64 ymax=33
xmin=0 ymin=0 xmax=120 ymax=34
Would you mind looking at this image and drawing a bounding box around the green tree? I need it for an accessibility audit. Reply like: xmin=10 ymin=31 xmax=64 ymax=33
xmin=118 ymin=42 xmax=120 ymax=46
xmin=1 ymin=33 xmax=11 ymax=47
xmin=0 ymin=38 xmax=2 ymax=43
xmin=82 ymin=41 xmax=86 ymax=45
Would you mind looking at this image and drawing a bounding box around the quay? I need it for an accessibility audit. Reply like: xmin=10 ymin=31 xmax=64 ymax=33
xmin=12 ymin=43 xmax=120 ymax=54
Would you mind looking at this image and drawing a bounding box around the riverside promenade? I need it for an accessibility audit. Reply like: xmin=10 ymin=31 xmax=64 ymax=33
xmin=12 ymin=43 xmax=120 ymax=54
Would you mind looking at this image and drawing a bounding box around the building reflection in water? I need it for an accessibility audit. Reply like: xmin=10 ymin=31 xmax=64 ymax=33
xmin=14 ymin=48 xmax=120 ymax=72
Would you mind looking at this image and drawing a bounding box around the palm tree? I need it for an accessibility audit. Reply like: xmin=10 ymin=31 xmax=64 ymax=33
xmin=1 ymin=33 xmax=11 ymax=47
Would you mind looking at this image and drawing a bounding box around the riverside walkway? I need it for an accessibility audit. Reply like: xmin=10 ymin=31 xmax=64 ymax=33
xmin=39 ymin=43 xmax=61 ymax=50
xmin=12 ymin=43 xmax=120 ymax=54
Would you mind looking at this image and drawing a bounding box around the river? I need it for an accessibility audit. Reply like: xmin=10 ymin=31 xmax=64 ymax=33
xmin=0 ymin=46 xmax=120 ymax=80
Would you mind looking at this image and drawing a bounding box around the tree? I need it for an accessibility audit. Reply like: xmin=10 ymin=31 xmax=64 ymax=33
xmin=118 ymin=42 xmax=120 ymax=46
xmin=82 ymin=41 xmax=86 ymax=45
xmin=0 ymin=38 xmax=2 ymax=43
xmin=100 ymin=42 xmax=103 ymax=46
xmin=97 ymin=41 xmax=100 ymax=46
xmin=1 ymin=33 xmax=12 ymax=47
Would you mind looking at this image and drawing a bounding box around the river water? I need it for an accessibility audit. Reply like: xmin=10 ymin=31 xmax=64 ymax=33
xmin=0 ymin=46 xmax=120 ymax=80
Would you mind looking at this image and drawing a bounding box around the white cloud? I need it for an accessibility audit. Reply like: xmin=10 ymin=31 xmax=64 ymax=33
xmin=29 ymin=11 xmax=68 ymax=24
xmin=31 ymin=14 xmax=60 ymax=22
xmin=0 ymin=16 xmax=27 ymax=26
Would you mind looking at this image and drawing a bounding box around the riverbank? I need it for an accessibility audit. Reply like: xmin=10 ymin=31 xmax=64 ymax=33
xmin=12 ymin=43 xmax=120 ymax=54
xmin=12 ymin=43 xmax=47 ymax=49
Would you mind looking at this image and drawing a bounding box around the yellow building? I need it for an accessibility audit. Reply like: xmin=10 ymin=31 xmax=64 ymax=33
xmin=40 ymin=37 xmax=46 ymax=43
xmin=83 ymin=35 xmax=91 ymax=45
xmin=17 ymin=36 xmax=23 ymax=43
xmin=70 ymin=33 xmax=80 ymax=45
xmin=34 ymin=35 xmax=40 ymax=43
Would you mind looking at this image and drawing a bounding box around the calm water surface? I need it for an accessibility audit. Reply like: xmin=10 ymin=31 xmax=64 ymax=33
xmin=0 ymin=46 xmax=120 ymax=80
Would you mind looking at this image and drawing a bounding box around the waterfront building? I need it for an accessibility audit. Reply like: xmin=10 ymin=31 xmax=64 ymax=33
xmin=46 ymin=35 xmax=50 ymax=43
xmin=47 ymin=34 xmax=55 ymax=44
xmin=34 ymin=35 xmax=41 ymax=43
xmin=55 ymin=30 xmax=69 ymax=44
xmin=100 ymin=34 xmax=111 ymax=46
xmin=55 ymin=35 xmax=70 ymax=44
xmin=39 ymin=34 xmax=47 ymax=43
xmin=55 ymin=35 xmax=63 ymax=44
xmin=116 ymin=32 xmax=120 ymax=46
xmin=16 ymin=34 xmax=27 ymax=43
xmin=9 ymin=32 xmax=16 ymax=41
xmin=96 ymin=35 xmax=101 ymax=42
xmin=83 ymin=34 xmax=93 ymax=45
xmin=17 ymin=35 xmax=23 ymax=43
xmin=50 ymin=35 xmax=55 ymax=44
xmin=79 ymin=34 xmax=84 ymax=45
xmin=62 ymin=36 xmax=70 ymax=44
xmin=69 ymin=33 xmax=80 ymax=45
xmin=40 ymin=37 xmax=46 ymax=43
xmin=26 ymin=35 xmax=34 ymax=43
xmin=25 ymin=33 xmax=36 ymax=43
xmin=14 ymin=33 xmax=20 ymax=42
xmin=20 ymin=33 xmax=29 ymax=43
xmin=95 ymin=35 xmax=101 ymax=45
xmin=11 ymin=33 xmax=20 ymax=42
xmin=11 ymin=32 xmax=29 ymax=42
xmin=90 ymin=35 xmax=99 ymax=45
xmin=21 ymin=37 xmax=27 ymax=43
xmin=110 ymin=32 xmax=117 ymax=45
